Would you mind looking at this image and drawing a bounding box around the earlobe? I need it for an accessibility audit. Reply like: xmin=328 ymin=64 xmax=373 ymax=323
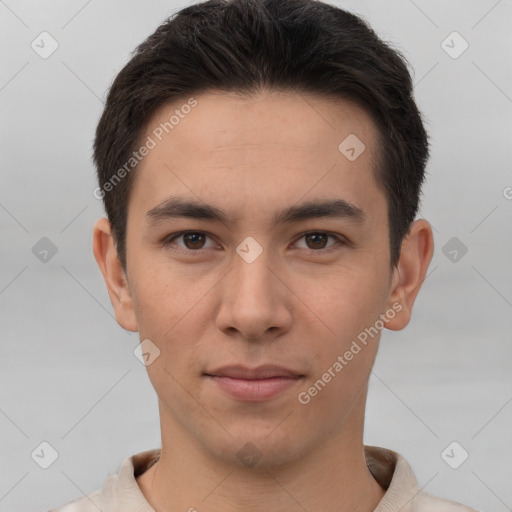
xmin=92 ymin=217 xmax=138 ymax=332
xmin=385 ymin=219 xmax=434 ymax=331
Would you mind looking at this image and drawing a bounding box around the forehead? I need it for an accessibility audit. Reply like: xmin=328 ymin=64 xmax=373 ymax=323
xmin=144 ymin=90 xmax=377 ymax=156
xmin=129 ymin=90 xmax=384 ymax=223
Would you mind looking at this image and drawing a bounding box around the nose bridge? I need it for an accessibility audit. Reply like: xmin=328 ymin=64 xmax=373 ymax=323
xmin=215 ymin=235 xmax=291 ymax=339
xmin=231 ymin=235 xmax=275 ymax=304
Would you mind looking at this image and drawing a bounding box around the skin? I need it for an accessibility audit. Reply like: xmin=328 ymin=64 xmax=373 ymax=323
xmin=93 ymin=90 xmax=434 ymax=512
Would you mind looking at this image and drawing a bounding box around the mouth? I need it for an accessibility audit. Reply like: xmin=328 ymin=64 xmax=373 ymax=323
xmin=203 ymin=365 xmax=305 ymax=402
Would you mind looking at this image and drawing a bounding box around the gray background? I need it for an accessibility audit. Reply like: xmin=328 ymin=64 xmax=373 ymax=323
xmin=1 ymin=0 xmax=511 ymax=510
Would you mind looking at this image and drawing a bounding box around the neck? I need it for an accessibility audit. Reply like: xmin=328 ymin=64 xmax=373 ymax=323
xmin=137 ymin=397 xmax=385 ymax=512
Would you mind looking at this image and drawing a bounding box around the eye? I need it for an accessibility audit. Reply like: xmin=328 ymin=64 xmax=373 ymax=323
xmin=293 ymin=231 xmax=345 ymax=252
xmin=162 ymin=231 xmax=217 ymax=252
xmin=162 ymin=230 xmax=347 ymax=254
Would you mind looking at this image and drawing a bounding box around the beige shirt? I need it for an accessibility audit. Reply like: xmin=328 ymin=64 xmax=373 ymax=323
xmin=49 ymin=445 xmax=479 ymax=512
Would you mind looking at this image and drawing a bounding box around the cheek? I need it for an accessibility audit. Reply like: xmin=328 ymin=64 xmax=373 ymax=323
xmin=300 ymin=285 xmax=382 ymax=414
xmin=130 ymin=263 xmax=213 ymax=362
xmin=302 ymin=265 xmax=389 ymax=371
xmin=134 ymin=295 xmax=208 ymax=412
xmin=315 ymin=268 xmax=386 ymax=329
xmin=129 ymin=259 xmax=195 ymax=331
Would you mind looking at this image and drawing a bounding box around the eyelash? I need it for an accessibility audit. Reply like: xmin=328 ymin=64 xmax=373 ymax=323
xmin=161 ymin=230 xmax=347 ymax=255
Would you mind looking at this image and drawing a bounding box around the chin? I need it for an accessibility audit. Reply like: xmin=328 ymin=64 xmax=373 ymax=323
xmin=208 ymin=427 xmax=313 ymax=470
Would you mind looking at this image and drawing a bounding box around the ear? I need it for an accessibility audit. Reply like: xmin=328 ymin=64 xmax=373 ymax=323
xmin=92 ymin=217 xmax=138 ymax=332
xmin=385 ymin=219 xmax=434 ymax=331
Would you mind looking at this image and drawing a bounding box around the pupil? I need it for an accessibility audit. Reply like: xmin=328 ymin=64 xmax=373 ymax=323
xmin=185 ymin=233 xmax=204 ymax=249
xmin=307 ymin=233 xmax=326 ymax=249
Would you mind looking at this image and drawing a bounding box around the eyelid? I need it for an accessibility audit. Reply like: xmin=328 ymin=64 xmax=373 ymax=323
xmin=162 ymin=230 xmax=348 ymax=253
xmin=292 ymin=230 xmax=348 ymax=251
xmin=162 ymin=230 xmax=219 ymax=252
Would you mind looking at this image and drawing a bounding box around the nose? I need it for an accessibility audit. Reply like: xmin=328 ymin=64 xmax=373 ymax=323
xmin=215 ymin=245 xmax=293 ymax=342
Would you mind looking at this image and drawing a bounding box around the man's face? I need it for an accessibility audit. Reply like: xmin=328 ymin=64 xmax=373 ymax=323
xmin=121 ymin=90 xmax=398 ymax=466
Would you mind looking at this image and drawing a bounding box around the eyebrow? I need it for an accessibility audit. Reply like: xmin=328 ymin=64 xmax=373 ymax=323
xmin=145 ymin=196 xmax=366 ymax=229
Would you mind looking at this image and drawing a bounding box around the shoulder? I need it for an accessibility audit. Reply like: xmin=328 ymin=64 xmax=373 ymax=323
xmin=47 ymin=488 xmax=102 ymax=512
xmin=46 ymin=449 xmax=159 ymax=512
xmin=364 ymin=445 xmax=479 ymax=512
xmin=414 ymin=489 xmax=481 ymax=512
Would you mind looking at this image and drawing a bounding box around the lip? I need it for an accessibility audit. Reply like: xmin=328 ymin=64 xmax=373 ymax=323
xmin=204 ymin=365 xmax=304 ymax=402
xmin=205 ymin=364 xmax=303 ymax=380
